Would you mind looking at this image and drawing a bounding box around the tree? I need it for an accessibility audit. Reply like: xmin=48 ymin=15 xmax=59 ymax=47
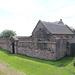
xmin=0 ymin=30 xmax=16 ymax=38
xmin=69 ymin=26 xmax=75 ymax=34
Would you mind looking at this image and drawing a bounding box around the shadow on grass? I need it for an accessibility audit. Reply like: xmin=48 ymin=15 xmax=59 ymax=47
xmin=0 ymin=48 xmax=74 ymax=67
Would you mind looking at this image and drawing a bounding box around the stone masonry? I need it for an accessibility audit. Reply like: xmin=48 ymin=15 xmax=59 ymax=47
xmin=0 ymin=20 xmax=75 ymax=60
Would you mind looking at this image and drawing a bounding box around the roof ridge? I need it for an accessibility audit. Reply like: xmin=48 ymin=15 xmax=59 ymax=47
xmin=41 ymin=20 xmax=65 ymax=26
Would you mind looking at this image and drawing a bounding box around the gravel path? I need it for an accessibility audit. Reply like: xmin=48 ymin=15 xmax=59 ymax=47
xmin=0 ymin=62 xmax=25 ymax=75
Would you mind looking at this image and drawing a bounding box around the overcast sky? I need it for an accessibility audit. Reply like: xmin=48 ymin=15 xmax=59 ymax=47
xmin=0 ymin=0 xmax=75 ymax=36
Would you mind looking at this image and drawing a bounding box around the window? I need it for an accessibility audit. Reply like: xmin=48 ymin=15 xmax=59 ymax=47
xmin=39 ymin=28 xmax=41 ymax=30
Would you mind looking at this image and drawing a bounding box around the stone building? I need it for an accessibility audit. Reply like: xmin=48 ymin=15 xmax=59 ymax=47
xmin=32 ymin=19 xmax=74 ymax=42
xmin=32 ymin=20 xmax=75 ymax=60
xmin=0 ymin=19 xmax=75 ymax=60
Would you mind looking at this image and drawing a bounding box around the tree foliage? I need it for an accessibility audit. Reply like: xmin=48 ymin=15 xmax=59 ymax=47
xmin=0 ymin=30 xmax=16 ymax=38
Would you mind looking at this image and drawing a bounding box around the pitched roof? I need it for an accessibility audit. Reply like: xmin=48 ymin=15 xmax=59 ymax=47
xmin=11 ymin=36 xmax=19 ymax=41
xmin=41 ymin=21 xmax=74 ymax=34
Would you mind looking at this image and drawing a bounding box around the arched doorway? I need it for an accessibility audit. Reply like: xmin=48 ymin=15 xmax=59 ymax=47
xmin=12 ymin=42 xmax=15 ymax=54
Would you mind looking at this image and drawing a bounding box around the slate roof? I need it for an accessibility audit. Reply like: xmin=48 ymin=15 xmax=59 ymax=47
xmin=11 ymin=36 xmax=19 ymax=41
xmin=41 ymin=21 xmax=74 ymax=34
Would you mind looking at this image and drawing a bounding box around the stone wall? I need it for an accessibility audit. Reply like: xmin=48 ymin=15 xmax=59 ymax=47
xmin=0 ymin=37 xmax=74 ymax=60
xmin=0 ymin=39 xmax=12 ymax=52
xmin=18 ymin=37 xmax=32 ymax=42
xmin=51 ymin=34 xmax=74 ymax=42
xmin=67 ymin=38 xmax=75 ymax=55
xmin=32 ymin=21 xmax=50 ymax=42
xmin=17 ymin=41 xmax=57 ymax=60
xmin=55 ymin=39 xmax=67 ymax=59
xmin=0 ymin=38 xmax=57 ymax=60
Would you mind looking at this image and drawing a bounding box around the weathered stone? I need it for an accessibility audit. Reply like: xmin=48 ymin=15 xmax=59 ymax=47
xmin=0 ymin=20 xmax=75 ymax=60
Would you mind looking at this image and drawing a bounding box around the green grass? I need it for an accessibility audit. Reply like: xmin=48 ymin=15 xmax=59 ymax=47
xmin=0 ymin=48 xmax=75 ymax=75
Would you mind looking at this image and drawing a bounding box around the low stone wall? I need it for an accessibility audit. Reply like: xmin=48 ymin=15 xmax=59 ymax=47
xmin=17 ymin=41 xmax=56 ymax=60
xmin=0 ymin=38 xmax=73 ymax=60
xmin=0 ymin=39 xmax=12 ymax=52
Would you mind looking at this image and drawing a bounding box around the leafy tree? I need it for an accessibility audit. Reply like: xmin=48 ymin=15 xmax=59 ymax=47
xmin=0 ymin=30 xmax=16 ymax=38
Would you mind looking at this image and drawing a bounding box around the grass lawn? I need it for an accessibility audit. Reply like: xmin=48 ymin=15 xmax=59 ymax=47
xmin=0 ymin=48 xmax=75 ymax=75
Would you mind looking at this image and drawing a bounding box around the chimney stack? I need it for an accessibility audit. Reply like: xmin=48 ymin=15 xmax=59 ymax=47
xmin=60 ymin=19 xmax=62 ymax=22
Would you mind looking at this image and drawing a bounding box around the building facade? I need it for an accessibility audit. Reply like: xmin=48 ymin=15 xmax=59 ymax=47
xmin=0 ymin=20 xmax=75 ymax=60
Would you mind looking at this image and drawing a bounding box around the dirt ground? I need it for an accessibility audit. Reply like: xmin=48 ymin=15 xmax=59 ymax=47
xmin=0 ymin=62 xmax=25 ymax=75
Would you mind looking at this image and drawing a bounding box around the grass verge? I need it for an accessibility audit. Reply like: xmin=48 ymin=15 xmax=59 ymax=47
xmin=0 ymin=49 xmax=75 ymax=75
